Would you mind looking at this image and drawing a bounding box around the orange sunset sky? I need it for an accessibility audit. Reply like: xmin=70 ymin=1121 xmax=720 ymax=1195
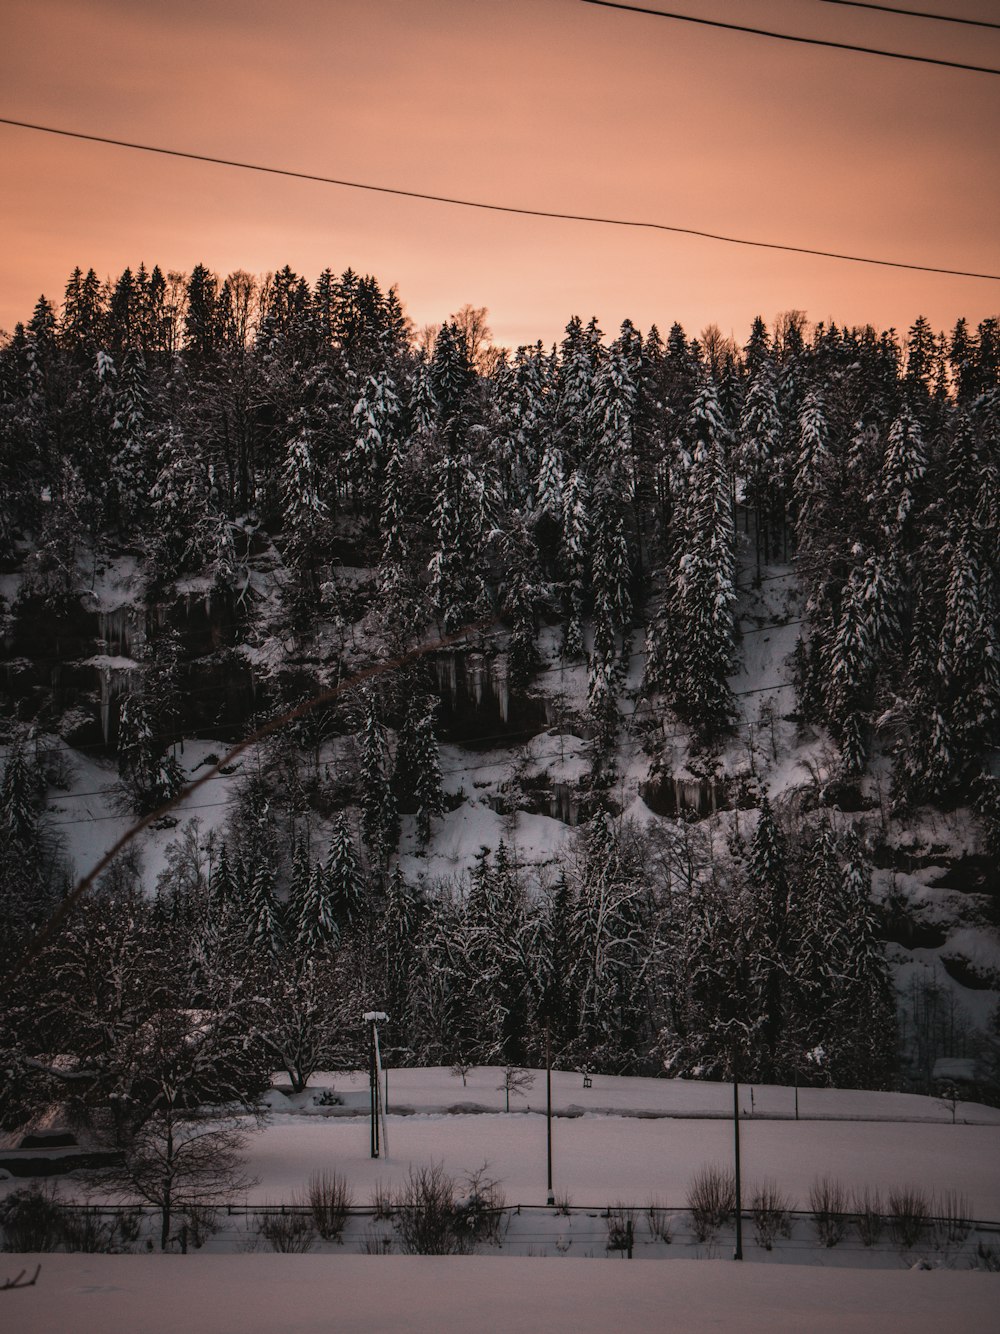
xmin=1 ymin=0 xmax=997 ymax=349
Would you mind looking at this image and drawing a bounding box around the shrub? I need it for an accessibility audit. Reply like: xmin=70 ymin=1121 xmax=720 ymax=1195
xmin=181 ymin=1206 xmax=218 ymax=1250
xmin=606 ymin=1203 xmax=637 ymax=1255
xmin=645 ymin=1197 xmax=672 ymax=1244
xmin=751 ymin=1180 xmax=791 ymax=1252
xmin=304 ymin=1170 xmax=352 ymax=1243
xmin=552 ymin=1192 xmax=573 ymax=1216
xmin=359 ymin=1226 xmax=393 ymax=1255
xmin=934 ymin=1190 xmax=971 ymax=1247
xmin=974 ymin=1243 xmax=1000 ymax=1272
xmin=0 ymin=1185 xmax=65 ymax=1253
xmin=851 ymin=1186 xmax=884 ymax=1248
xmin=457 ymin=1164 xmax=507 ymax=1246
xmin=256 ymin=1210 xmax=316 ymax=1253
xmin=392 ymin=1163 xmax=474 ymax=1256
xmin=887 ymin=1186 xmax=930 ymax=1250
xmin=687 ymin=1165 xmax=736 ymax=1243
xmin=370 ymin=1179 xmax=394 ymax=1222
xmin=61 ymin=1206 xmax=142 ymax=1254
xmin=809 ymin=1176 xmax=848 ymax=1248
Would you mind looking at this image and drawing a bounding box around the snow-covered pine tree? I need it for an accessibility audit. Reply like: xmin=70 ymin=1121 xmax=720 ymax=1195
xmin=743 ymin=797 xmax=790 ymax=1080
xmin=148 ymin=425 xmax=214 ymax=583
xmin=296 ymin=861 xmax=339 ymax=954
xmin=359 ymin=692 xmax=398 ymax=866
xmin=280 ymin=411 xmax=328 ymax=622
xmin=429 ymin=321 xmax=472 ymax=426
xmin=554 ymin=315 xmax=599 ymax=465
xmin=246 ymin=862 xmax=284 ymax=958
xmin=646 ymin=377 xmax=736 ymax=741
xmin=397 ymin=696 xmax=445 ymax=846
xmin=937 ymin=525 xmax=1000 ymax=777
xmin=110 ymin=347 xmax=152 ymax=532
xmin=117 ymin=689 xmax=183 ymax=814
xmin=284 ymin=840 xmax=313 ymax=943
xmin=738 ymin=350 xmax=781 ymax=576
xmin=348 ymin=370 xmax=401 ymax=527
xmin=0 ymin=737 xmax=55 ymax=956
xmin=560 ymin=468 xmax=589 ymax=657
xmin=322 ymin=812 xmax=366 ymax=938
xmin=879 ymin=405 xmax=926 ymax=547
xmin=794 ymin=387 xmax=831 ymax=538
xmin=427 ymin=444 xmax=486 ymax=632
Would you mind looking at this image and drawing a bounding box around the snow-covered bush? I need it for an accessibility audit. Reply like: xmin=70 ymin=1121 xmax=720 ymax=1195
xmin=851 ymin=1186 xmax=884 ymax=1247
xmin=457 ymin=1164 xmax=507 ymax=1245
xmin=809 ymin=1176 xmax=849 ymax=1247
xmin=934 ymin=1189 xmax=971 ymax=1247
xmin=61 ymin=1205 xmax=141 ymax=1254
xmin=370 ymin=1180 xmax=394 ymax=1221
xmin=605 ymin=1203 xmax=637 ymax=1255
xmin=0 ymin=1185 xmax=64 ymax=1252
xmin=687 ymin=1165 xmax=736 ymax=1242
xmin=302 ymin=1170 xmax=352 ymax=1242
xmin=750 ymin=1180 xmax=791 ymax=1251
xmin=256 ymin=1209 xmax=316 ymax=1253
xmin=887 ymin=1186 xmax=930 ymax=1249
xmin=392 ymin=1163 xmax=474 ymax=1256
xmin=645 ymin=1198 xmax=672 ymax=1244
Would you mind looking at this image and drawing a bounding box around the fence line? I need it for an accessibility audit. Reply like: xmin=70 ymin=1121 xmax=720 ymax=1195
xmin=47 ymin=1200 xmax=1000 ymax=1233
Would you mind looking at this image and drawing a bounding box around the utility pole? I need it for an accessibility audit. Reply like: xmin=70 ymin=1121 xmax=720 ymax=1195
xmin=546 ymin=1019 xmax=554 ymax=1206
xmin=364 ymin=1011 xmax=388 ymax=1159
xmin=732 ymin=1041 xmax=743 ymax=1261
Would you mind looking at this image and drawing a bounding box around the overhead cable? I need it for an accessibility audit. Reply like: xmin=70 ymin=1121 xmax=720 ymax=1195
xmin=580 ymin=0 xmax=1000 ymax=74
xmin=816 ymin=0 xmax=1000 ymax=31
xmin=0 ymin=116 xmax=997 ymax=281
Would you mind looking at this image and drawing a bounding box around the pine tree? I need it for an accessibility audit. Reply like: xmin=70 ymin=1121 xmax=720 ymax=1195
xmin=738 ymin=351 xmax=782 ymax=574
xmin=429 ymin=321 xmax=472 ymax=424
xmin=148 ymin=426 xmax=213 ymax=582
xmin=117 ymin=690 xmax=183 ymax=814
xmin=247 ymin=863 xmax=284 ymax=958
xmin=646 ymin=378 xmax=736 ymax=740
xmin=427 ymin=445 xmax=485 ymax=632
xmin=184 ymin=264 xmax=221 ymax=366
xmin=348 ymin=371 xmax=401 ymax=525
xmin=292 ymin=859 xmax=334 ymax=955
xmin=880 ymin=406 xmax=926 ymax=545
xmin=322 ymin=814 xmax=366 ymax=937
xmin=110 ymin=348 xmax=151 ymax=531
xmin=560 ymin=468 xmax=589 ymax=657
xmin=743 ymin=797 xmax=790 ymax=1079
xmin=359 ymin=692 xmax=398 ymax=865
xmin=794 ymin=387 xmax=831 ymax=536
xmin=61 ymin=267 xmax=105 ymax=358
xmin=410 ymin=700 xmax=445 ymax=846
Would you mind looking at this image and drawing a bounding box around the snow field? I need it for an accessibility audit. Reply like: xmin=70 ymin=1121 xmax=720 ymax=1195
xmin=8 ymin=1254 xmax=999 ymax=1334
xmin=243 ymin=1107 xmax=1000 ymax=1223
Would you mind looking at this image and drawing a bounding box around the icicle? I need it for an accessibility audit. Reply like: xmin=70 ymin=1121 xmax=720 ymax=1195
xmin=469 ymin=656 xmax=484 ymax=709
xmin=95 ymin=660 xmax=137 ymax=744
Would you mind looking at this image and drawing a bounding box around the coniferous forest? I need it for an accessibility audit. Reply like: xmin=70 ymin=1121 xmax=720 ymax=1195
xmin=2 ymin=261 xmax=999 ymax=1137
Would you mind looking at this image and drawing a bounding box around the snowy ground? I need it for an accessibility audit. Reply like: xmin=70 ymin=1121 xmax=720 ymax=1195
xmin=6 ymin=1254 xmax=999 ymax=1334
xmin=241 ymin=1068 xmax=1000 ymax=1233
xmin=13 ymin=1068 xmax=998 ymax=1272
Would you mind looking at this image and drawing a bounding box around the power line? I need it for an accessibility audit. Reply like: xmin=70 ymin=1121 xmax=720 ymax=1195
xmin=816 ymin=0 xmax=1000 ymax=31
xmin=48 ymin=798 xmax=233 ymax=829
xmin=1 ymin=116 xmax=997 ymax=282
xmin=580 ymin=0 xmax=1000 ymax=74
